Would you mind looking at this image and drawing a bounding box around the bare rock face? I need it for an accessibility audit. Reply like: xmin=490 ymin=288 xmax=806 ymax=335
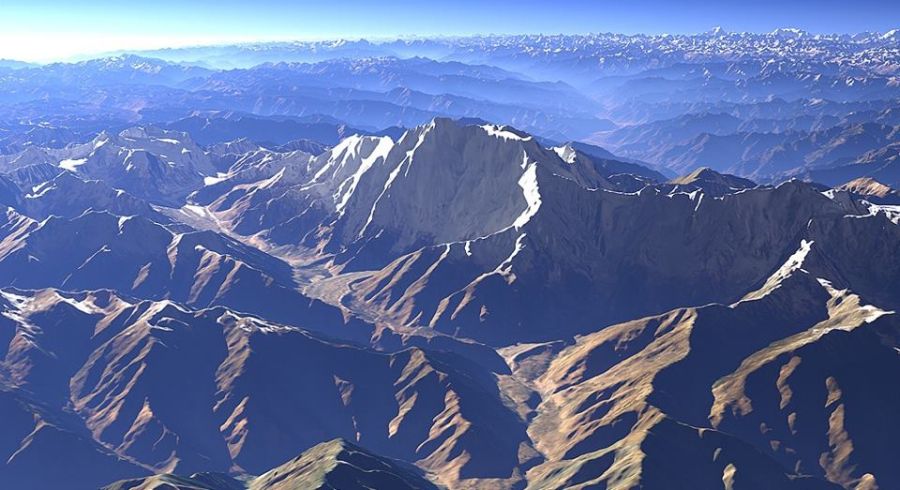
xmin=0 ymin=387 xmax=146 ymax=489
xmin=186 ymin=119 xmax=898 ymax=346
xmin=0 ymin=288 xmax=532 ymax=489
xmin=337 ymin=173 xmax=884 ymax=345
xmin=0 ymin=175 xmax=19 ymax=208
xmin=836 ymin=176 xmax=900 ymax=203
xmin=16 ymin=171 xmax=164 ymax=220
xmin=198 ymin=118 xmax=635 ymax=267
xmin=837 ymin=176 xmax=894 ymax=198
xmin=665 ymin=166 xmax=758 ymax=196
xmin=247 ymin=439 xmax=438 ymax=490
xmin=525 ymin=243 xmax=897 ymax=490
xmin=0 ymin=211 xmax=365 ymax=339
xmin=103 ymin=439 xmax=438 ymax=490
xmin=1 ymin=116 xmax=899 ymax=490
xmin=0 ymin=127 xmax=217 ymax=206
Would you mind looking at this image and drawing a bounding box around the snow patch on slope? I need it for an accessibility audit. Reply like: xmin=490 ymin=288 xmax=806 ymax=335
xmin=335 ymin=136 xmax=393 ymax=216
xmin=359 ymin=124 xmax=433 ymax=237
xmin=204 ymin=173 xmax=230 ymax=186
xmin=739 ymin=239 xmax=814 ymax=302
xmin=552 ymin=145 xmax=578 ymax=164
xmin=482 ymin=124 xmax=532 ymax=142
xmin=58 ymin=158 xmax=87 ymax=172
xmin=512 ymin=157 xmax=542 ymax=230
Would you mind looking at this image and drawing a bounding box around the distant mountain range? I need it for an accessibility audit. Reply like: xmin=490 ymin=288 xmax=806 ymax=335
xmin=134 ymin=30 xmax=900 ymax=80
xmin=0 ymin=55 xmax=615 ymax=142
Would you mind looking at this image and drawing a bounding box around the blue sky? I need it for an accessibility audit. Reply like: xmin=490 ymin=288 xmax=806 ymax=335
xmin=1 ymin=0 xmax=898 ymax=61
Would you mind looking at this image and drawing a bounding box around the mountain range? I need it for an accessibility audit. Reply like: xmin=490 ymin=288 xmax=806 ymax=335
xmin=0 ymin=29 xmax=898 ymax=490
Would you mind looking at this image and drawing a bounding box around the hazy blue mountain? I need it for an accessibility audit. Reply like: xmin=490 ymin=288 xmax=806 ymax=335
xmin=164 ymin=112 xmax=367 ymax=146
